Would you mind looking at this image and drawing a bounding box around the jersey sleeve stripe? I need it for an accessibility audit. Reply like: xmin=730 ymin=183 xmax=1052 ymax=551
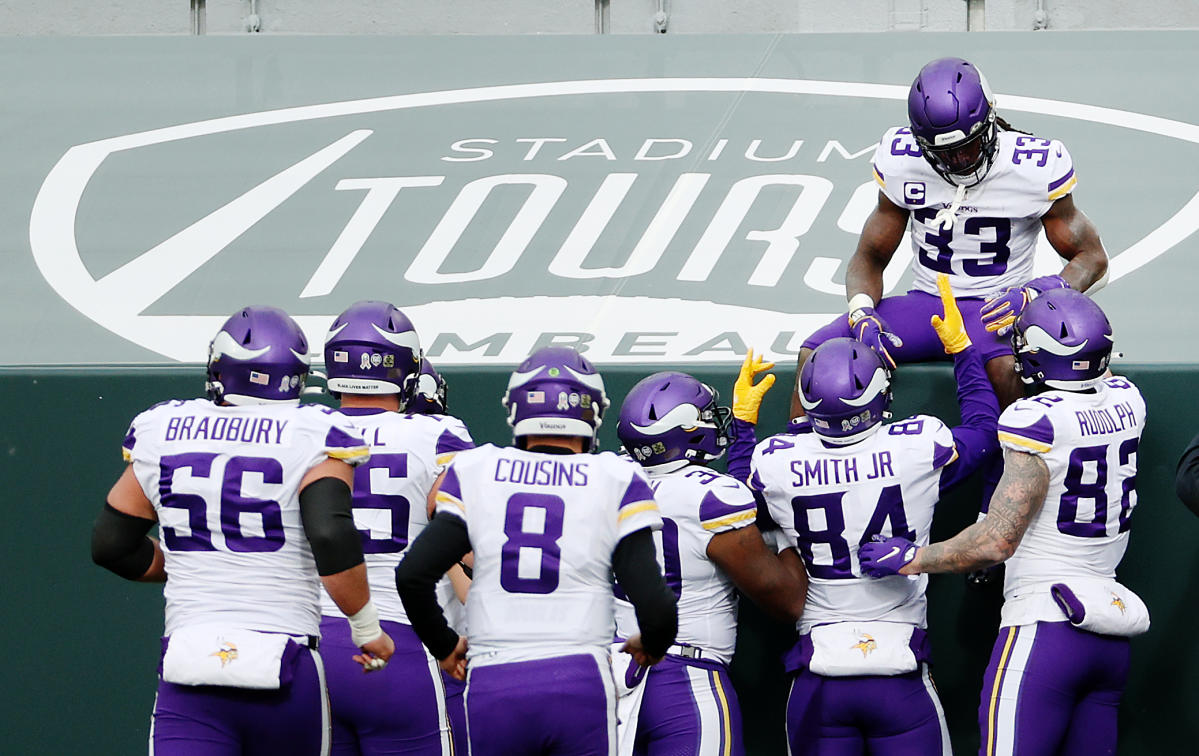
xmin=698 ymin=489 xmax=755 ymax=523
xmin=435 ymin=428 xmax=475 ymax=457
xmin=122 ymin=448 xmax=133 ymax=462
xmin=1047 ymin=173 xmax=1077 ymax=200
xmin=997 ymin=431 xmax=1051 ymax=454
xmin=618 ymin=475 xmax=656 ymax=511
xmin=435 ymin=490 xmax=466 ymax=513
xmin=435 ymin=452 xmax=460 ymax=466
xmin=327 ymin=444 xmax=370 ymax=459
xmin=872 ymin=164 xmax=886 ymax=188
xmin=701 ymin=509 xmax=757 ymax=531
xmin=617 ymin=500 xmax=659 ymax=522
xmin=1048 ymin=167 xmax=1076 ymax=192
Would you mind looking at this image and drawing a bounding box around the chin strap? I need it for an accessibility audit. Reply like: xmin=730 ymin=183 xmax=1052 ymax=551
xmin=933 ymin=183 xmax=968 ymax=231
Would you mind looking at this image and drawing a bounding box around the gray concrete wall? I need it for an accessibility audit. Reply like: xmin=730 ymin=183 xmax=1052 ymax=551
xmin=0 ymin=0 xmax=1196 ymax=35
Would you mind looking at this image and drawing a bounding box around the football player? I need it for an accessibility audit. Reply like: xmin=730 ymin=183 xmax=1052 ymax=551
xmin=318 ymin=301 xmax=474 ymax=756
xmin=613 ymin=372 xmax=807 ymax=756
xmin=751 ymin=275 xmax=1000 ymax=755
xmin=395 ymin=346 xmax=679 ymax=756
xmin=792 ymin=56 xmax=1108 ymax=416
xmin=406 ymin=357 xmax=450 ymax=416
xmin=861 ymin=289 xmax=1149 ymax=756
xmin=91 ymin=306 xmax=394 ymax=756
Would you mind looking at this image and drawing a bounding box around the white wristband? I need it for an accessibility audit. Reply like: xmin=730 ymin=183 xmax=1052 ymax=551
xmin=348 ymin=600 xmax=384 ymax=646
xmin=847 ymin=293 xmax=875 ymax=314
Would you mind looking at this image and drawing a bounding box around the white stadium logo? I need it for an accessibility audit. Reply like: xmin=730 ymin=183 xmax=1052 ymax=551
xmin=29 ymin=79 xmax=1199 ymax=365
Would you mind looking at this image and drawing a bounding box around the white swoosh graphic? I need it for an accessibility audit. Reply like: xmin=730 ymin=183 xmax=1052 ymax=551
xmin=324 ymin=322 xmax=349 ymax=344
xmin=1020 ymin=325 xmax=1088 ymax=356
xmin=370 ymin=323 xmax=421 ymax=351
xmin=629 ymin=403 xmax=702 ymax=435
xmin=841 ymin=368 xmax=890 ymax=407
xmin=209 ymin=330 xmax=271 ymax=361
xmin=28 ymin=78 xmax=1199 ymax=363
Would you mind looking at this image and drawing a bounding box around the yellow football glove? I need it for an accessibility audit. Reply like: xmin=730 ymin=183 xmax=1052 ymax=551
xmin=930 ymin=274 xmax=972 ymax=355
xmin=732 ymin=349 xmax=776 ymax=425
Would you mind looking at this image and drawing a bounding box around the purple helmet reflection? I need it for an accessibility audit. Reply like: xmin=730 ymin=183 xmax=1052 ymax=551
xmin=617 ymin=372 xmax=731 ymax=469
xmin=206 ymin=306 xmax=310 ymax=406
xmin=1012 ymin=289 xmax=1114 ymax=391
xmin=407 ymin=357 xmax=448 ymax=415
xmin=798 ymin=338 xmax=892 ymax=445
xmin=502 ymin=346 xmax=609 ymax=451
xmin=908 ymin=57 xmax=998 ymax=187
xmin=323 ymin=300 xmax=421 ymax=397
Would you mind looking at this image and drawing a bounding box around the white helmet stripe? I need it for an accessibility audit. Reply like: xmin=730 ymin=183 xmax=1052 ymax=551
xmin=290 ymin=348 xmax=312 ymax=365
xmin=323 ymin=322 xmax=348 ymax=343
xmin=209 ymin=330 xmax=271 ymax=361
xmin=841 ymin=368 xmax=890 ymax=408
xmin=798 ymin=393 xmax=823 ymax=411
xmin=629 ymin=403 xmax=703 ymax=435
xmin=1021 ymin=325 xmax=1087 ymax=356
xmin=562 ymin=365 xmax=606 ymax=394
xmin=370 ymin=323 xmax=420 ymax=351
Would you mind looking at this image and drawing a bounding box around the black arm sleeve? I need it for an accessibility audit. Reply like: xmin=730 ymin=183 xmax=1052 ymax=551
xmin=91 ymin=504 xmax=156 ymax=580
xmin=298 ymin=477 xmax=364 ymax=576
xmin=1176 ymin=432 xmax=1199 ymax=517
xmin=396 ymin=512 xmax=472 ymax=660
xmin=612 ymin=527 xmax=678 ymax=659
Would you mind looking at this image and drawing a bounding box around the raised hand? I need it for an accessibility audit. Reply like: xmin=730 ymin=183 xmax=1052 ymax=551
xmin=732 ymin=349 xmax=776 ymax=425
xmin=930 ymin=273 xmax=972 ymax=355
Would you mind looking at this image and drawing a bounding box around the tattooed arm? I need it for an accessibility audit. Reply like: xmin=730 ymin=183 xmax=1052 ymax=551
xmin=900 ymin=449 xmax=1050 ymax=575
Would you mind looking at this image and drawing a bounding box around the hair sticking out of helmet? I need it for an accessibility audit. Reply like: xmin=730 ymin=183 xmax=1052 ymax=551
xmin=799 ymin=338 xmax=892 ymax=445
xmin=206 ymin=306 xmax=311 ymax=406
xmin=323 ymin=300 xmax=422 ymax=399
xmin=1012 ymin=289 xmax=1114 ymax=391
xmin=617 ymin=372 xmax=732 ymax=471
xmin=907 ymin=57 xmax=1000 ymax=187
xmin=406 ymin=357 xmax=448 ymax=415
xmin=502 ymin=346 xmax=610 ymax=452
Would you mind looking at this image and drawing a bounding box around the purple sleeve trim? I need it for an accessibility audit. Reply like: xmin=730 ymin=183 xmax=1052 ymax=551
xmin=698 ymin=489 xmax=755 ymax=524
xmin=122 ymin=425 xmax=136 ymax=453
xmin=998 ymin=414 xmax=1055 ymax=448
xmin=435 ymin=428 xmax=475 ymax=456
xmin=438 ymin=465 xmax=463 ymax=501
xmin=726 ymin=418 xmax=759 ymax=484
xmin=932 ymin=441 xmax=957 ymax=470
xmin=619 ymin=474 xmax=655 ymax=510
xmin=1048 ymin=167 xmax=1076 ymax=192
xmin=938 ymin=345 xmax=1001 ymax=492
xmin=324 ymin=424 xmax=364 ymax=450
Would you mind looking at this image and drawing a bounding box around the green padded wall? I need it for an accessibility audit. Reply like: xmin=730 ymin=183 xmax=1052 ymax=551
xmin=1 ymin=362 xmax=1195 ymax=754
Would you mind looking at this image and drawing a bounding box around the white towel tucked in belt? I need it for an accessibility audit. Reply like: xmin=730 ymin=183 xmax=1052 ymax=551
xmin=163 ymin=625 xmax=294 ymax=689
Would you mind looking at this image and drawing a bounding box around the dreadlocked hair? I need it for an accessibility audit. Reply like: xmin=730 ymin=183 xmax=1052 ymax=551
xmin=996 ymin=115 xmax=1032 ymax=135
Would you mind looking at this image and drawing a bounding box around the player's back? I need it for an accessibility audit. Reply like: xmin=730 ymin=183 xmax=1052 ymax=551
xmin=752 ymin=416 xmax=957 ymax=631
xmin=614 ymin=465 xmax=756 ymax=665
xmin=996 ymin=376 xmax=1146 ymax=621
xmin=124 ymin=398 xmax=368 ymax=636
xmin=438 ymin=445 xmax=659 ymax=665
xmin=320 ymin=409 xmax=472 ymax=623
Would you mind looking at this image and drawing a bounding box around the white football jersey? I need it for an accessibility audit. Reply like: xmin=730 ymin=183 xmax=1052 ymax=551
xmin=872 ymin=127 xmax=1077 ymax=298
xmin=320 ymin=409 xmax=474 ymax=623
xmin=751 ymin=417 xmax=958 ymax=633
xmin=122 ymin=399 xmax=370 ymax=637
xmin=995 ymin=377 xmax=1146 ymax=625
xmin=435 ymin=445 xmax=663 ymax=667
xmin=614 ymin=464 xmax=758 ymax=665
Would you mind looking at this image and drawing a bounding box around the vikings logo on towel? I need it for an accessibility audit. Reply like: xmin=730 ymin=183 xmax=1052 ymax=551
xmin=210 ymin=641 xmax=238 ymax=668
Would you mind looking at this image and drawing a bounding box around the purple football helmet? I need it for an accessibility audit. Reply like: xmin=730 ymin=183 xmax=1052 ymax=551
xmin=323 ymin=300 xmax=422 ymax=397
xmin=502 ymin=346 xmax=610 ymax=451
xmin=617 ymin=372 xmax=732 ymax=468
xmin=908 ymin=57 xmax=998 ymax=187
xmin=1012 ymin=289 xmax=1114 ymax=390
xmin=798 ymin=338 xmax=892 ymax=445
xmin=406 ymin=357 xmax=449 ymax=415
xmin=206 ymin=306 xmax=310 ymax=406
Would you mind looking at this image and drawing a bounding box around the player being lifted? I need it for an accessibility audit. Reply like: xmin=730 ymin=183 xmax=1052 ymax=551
xmin=318 ymin=301 xmax=474 ymax=756
xmin=91 ymin=306 xmax=394 ymax=755
xmin=861 ymin=289 xmax=1150 ymax=756
xmin=750 ymin=276 xmax=1000 ymax=755
xmin=613 ymin=372 xmax=807 ymax=756
xmin=793 ymin=56 xmax=1108 ymax=415
xmin=396 ymin=346 xmax=678 ymax=756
